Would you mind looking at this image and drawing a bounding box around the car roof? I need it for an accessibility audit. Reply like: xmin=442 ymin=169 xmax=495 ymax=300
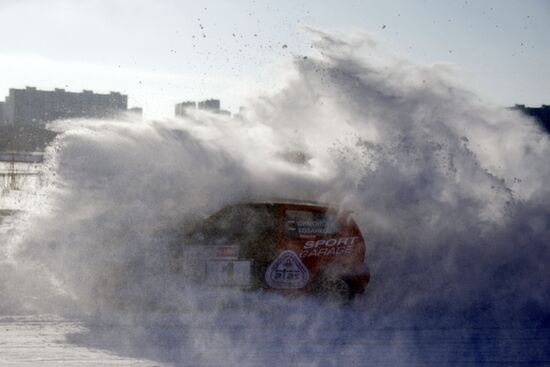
xmin=227 ymin=199 xmax=346 ymax=211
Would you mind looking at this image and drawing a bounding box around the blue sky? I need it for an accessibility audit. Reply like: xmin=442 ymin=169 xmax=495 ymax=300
xmin=0 ymin=0 xmax=548 ymax=117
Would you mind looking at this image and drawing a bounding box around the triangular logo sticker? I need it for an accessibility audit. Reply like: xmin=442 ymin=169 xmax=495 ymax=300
xmin=265 ymin=250 xmax=309 ymax=289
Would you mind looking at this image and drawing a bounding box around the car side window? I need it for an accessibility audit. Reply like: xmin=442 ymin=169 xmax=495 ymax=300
xmin=191 ymin=207 xmax=241 ymax=244
xmin=191 ymin=205 xmax=276 ymax=245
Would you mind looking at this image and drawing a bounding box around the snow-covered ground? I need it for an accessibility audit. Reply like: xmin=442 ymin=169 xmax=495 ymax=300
xmin=0 ymin=315 xmax=158 ymax=366
xmin=0 ymin=161 xmax=44 ymax=212
xmin=1 ymin=313 xmax=549 ymax=366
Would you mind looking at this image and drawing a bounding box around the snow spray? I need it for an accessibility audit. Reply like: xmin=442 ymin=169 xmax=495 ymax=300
xmin=2 ymin=29 xmax=550 ymax=365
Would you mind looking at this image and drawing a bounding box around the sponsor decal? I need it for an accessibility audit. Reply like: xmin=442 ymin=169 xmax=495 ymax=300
xmin=286 ymin=219 xmax=337 ymax=238
xmin=214 ymin=245 xmax=239 ymax=259
xmin=299 ymin=236 xmax=359 ymax=258
xmin=284 ymin=209 xmax=342 ymax=239
xmin=265 ymin=250 xmax=309 ymax=289
xmin=205 ymin=260 xmax=251 ymax=287
xmin=180 ymin=245 xmax=240 ymax=282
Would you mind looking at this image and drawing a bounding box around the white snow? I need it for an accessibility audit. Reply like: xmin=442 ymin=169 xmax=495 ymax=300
xmin=0 ymin=315 xmax=161 ymax=367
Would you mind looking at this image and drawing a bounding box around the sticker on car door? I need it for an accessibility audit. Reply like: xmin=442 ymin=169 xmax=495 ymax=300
xmin=265 ymin=250 xmax=309 ymax=289
xmin=205 ymin=260 xmax=251 ymax=287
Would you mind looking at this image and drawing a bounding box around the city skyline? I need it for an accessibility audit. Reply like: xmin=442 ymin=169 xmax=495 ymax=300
xmin=0 ymin=0 xmax=549 ymax=117
xmin=0 ymin=86 xmax=128 ymax=126
xmin=0 ymin=85 xmax=237 ymax=127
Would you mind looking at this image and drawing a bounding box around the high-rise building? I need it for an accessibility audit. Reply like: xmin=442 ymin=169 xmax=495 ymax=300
xmin=175 ymin=99 xmax=229 ymax=117
xmin=2 ymin=87 xmax=128 ymax=127
xmin=128 ymin=107 xmax=143 ymax=115
xmin=0 ymin=101 xmax=5 ymax=125
xmin=198 ymin=99 xmax=220 ymax=113
xmin=175 ymin=101 xmax=196 ymax=116
xmin=513 ymin=104 xmax=550 ymax=133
